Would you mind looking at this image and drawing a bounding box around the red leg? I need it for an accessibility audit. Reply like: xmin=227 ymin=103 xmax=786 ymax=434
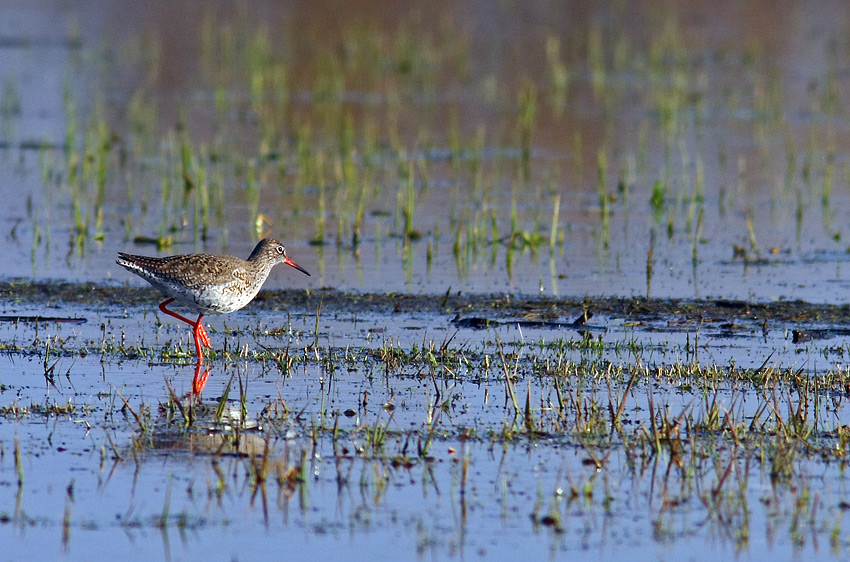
xmin=159 ymin=298 xmax=212 ymax=359
xmin=194 ymin=316 xmax=212 ymax=348
xmin=191 ymin=358 xmax=210 ymax=395
xmin=191 ymin=315 xmax=212 ymax=357
xmin=158 ymin=298 xmax=195 ymax=325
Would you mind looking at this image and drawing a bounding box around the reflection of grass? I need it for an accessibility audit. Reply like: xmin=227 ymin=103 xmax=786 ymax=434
xmin=650 ymin=179 xmax=665 ymax=221
xmin=517 ymin=81 xmax=537 ymax=180
xmin=1 ymin=78 xmax=21 ymax=139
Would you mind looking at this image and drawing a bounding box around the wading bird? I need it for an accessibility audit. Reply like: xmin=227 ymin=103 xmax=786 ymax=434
xmin=117 ymin=239 xmax=310 ymax=361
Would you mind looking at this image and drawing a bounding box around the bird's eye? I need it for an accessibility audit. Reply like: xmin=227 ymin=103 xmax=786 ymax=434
xmin=277 ymin=246 xmax=284 ymax=254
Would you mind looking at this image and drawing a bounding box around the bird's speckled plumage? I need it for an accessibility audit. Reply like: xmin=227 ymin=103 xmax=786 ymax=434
xmin=117 ymin=239 xmax=310 ymax=314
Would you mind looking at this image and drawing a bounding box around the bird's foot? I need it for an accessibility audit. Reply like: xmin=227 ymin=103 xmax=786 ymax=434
xmin=196 ymin=323 xmax=212 ymax=348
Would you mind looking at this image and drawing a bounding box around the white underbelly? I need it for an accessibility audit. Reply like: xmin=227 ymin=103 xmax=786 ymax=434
xmin=150 ymin=278 xmax=260 ymax=314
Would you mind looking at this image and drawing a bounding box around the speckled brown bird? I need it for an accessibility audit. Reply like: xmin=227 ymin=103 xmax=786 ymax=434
xmin=117 ymin=239 xmax=310 ymax=359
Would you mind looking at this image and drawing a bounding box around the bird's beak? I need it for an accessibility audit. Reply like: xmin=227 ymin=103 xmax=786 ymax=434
xmin=284 ymin=256 xmax=311 ymax=276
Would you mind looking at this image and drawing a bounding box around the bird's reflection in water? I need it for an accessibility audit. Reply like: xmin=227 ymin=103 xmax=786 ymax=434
xmin=191 ymin=358 xmax=210 ymax=396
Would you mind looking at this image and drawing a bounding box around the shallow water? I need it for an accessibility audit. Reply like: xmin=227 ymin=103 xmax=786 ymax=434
xmin=4 ymin=1 xmax=850 ymax=560
xmin=0 ymin=292 xmax=848 ymax=560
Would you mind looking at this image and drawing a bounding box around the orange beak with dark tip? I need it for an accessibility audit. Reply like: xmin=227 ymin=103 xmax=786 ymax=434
xmin=284 ymin=255 xmax=311 ymax=276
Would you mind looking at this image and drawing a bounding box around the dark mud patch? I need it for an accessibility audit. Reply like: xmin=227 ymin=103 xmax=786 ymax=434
xmin=3 ymin=279 xmax=848 ymax=332
xmin=0 ymin=315 xmax=86 ymax=324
